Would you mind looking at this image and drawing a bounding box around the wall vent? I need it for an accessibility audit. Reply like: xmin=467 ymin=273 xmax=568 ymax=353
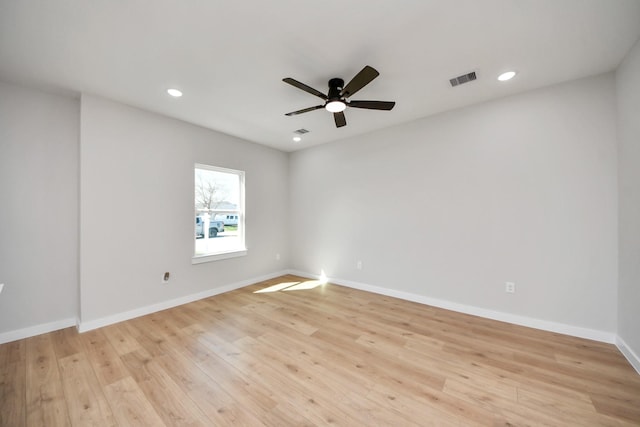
xmin=294 ymin=128 xmax=310 ymax=135
xmin=449 ymin=71 xmax=477 ymax=87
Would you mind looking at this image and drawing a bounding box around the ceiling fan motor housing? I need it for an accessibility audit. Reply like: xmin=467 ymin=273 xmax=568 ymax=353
xmin=328 ymin=78 xmax=344 ymax=100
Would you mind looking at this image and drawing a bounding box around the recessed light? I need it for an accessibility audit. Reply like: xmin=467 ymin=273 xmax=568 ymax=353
xmin=167 ymin=88 xmax=183 ymax=97
xmin=497 ymin=71 xmax=516 ymax=82
xmin=292 ymin=136 xmax=302 ymax=142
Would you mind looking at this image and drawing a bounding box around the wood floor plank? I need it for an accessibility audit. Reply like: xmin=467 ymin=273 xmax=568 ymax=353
xmin=57 ymin=352 xmax=117 ymax=426
xmin=136 ymin=313 xmax=268 ymax=426
xmin=50 ymin=327 xmax=84 ymax=360
xmin=590 ymin=392 xmax=640 ymax=424
xmin=80 ymin=329 xmax=129 ymax=386
xmin=443 ymin=377 xmax=516 ymax=413
xmin=0 ymin=358 xmax=26 ymax=426
xmin=1 ymin=274 xmax=639 ymax=426
xmin=247 ymin=334 xmax=430 ymax=426
xmin=516 ymin=384 xmax=597 ymax=420
xmin=25 ymin=334 xmax=70 ymax=427
xmin=103 ymin=376 xmax=167 ymax=427
xmin=188 ymin=324 xmax=360 ymax=425
xmin=153 ymin=349 xmax=267 ymax=426
xmin=235 ymin=335 xmax=370 ymax=423
xmin=120 ymin=349 xmax=212 ymax=426
xmin=0 ymin=338 xmax=27 ymax=427
xmin=177 ymin=330 xmax=284 ymax=421
xmin=101 ymin=322 xmax=144 ymax=356
xmin=194 ymin=351 xmax=289 ymax=424
xmin=0 ymin=338 xmax=25 ymax=364
xmin=124 ymin=319 xmax=171 ymax=358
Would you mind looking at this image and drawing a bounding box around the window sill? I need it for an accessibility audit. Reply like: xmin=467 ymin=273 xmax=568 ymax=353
xmin=192 ymin=248 xmax=247 ymax=264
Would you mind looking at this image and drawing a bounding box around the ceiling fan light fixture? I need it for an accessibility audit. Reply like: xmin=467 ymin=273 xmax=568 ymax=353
xmin=325 ymin=100 xmax=346 ymax=113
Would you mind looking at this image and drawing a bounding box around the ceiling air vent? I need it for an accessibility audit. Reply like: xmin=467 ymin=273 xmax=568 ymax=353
xmin=449 ymin=71 xmax=477 ymax=87
xmin=294 ymin=128 xmax=310 ymax=135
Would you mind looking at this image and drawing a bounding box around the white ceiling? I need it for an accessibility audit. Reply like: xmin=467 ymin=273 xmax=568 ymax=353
xmin=1 ymin=1 xmax=639 ymax=152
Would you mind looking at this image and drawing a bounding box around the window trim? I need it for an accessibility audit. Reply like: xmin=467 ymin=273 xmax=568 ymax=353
xmin=192 ymin=249 xmax=247 ymax=264
xmin=192 ymin=163 xmax=246 ymax=264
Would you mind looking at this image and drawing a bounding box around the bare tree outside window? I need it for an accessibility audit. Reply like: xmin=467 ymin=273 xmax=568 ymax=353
xmin=195 ymin=171 xmax=229 ymax=211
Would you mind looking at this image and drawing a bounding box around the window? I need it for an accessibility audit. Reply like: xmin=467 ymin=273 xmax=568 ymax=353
xmin=193 ymin=164 xmax=246 ymax=263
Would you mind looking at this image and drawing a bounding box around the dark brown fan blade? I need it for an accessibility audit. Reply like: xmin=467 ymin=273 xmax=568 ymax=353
xmin=334 ymin=111 xmax=347 ymax=128
xmin=348 ymin=100 xmax=396 ymax=110
xmin=285 ymin=105 xmax=324 ymax=116
xmin=340 ymin=65 xmax=379 ymax=98
xmin=283 ymin=78 xmax=327 ymax=100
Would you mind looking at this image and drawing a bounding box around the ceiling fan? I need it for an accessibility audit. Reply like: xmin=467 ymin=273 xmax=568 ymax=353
xmin=283 ymin=65 xmax=396 ymax=128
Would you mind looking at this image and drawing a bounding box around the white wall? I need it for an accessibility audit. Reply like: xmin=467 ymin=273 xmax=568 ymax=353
xmin=79 ymin=94 xmax=289 ymax=325
xmin=0 ymin=81 xmax=79 ymax=336
xmin=290 ymin=74 xmax=618 ymax=334
xmin=616 ymin=39 xmax=640 ymax=361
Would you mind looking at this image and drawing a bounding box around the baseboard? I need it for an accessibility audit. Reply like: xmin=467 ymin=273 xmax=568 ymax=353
xmin=1 ymin=270 xmax=621 ymax=348
xmin=0 ymin=271 xmax=290 ymax=342
xmin=288 ymin=270 xmax=616 ymax=344
xmin=0 ymin=317 xmax=77 ymax=345
xmin=616 ymin=336 xmax=640 ymax=375
xmin=78 ymin=270 xmax=290 ymax=333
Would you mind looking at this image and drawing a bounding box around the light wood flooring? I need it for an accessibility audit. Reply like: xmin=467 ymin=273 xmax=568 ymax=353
xmin=1 ymin=274 xmax=639 ymax=426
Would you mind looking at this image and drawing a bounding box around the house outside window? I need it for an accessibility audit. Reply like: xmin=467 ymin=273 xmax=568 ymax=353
xmin=193 ymin=164 xmax=246 ymax=263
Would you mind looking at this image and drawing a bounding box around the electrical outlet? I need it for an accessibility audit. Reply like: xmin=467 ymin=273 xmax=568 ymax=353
xmin=162 ymin=272 xmax=170 ymax=284
xmin=505 ymin=282 xmax=515 ymax=293
xmin=356 ymin=260 xmax=363 ymax=270
xmin=276 ymin=253 xmax=280 ymax=261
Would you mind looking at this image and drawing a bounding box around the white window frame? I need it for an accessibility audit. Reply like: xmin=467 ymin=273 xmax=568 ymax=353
xmin=192 ymin=163 xmax=246 ymax=264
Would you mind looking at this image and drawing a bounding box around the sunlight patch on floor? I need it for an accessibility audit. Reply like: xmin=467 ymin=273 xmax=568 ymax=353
xmin=254 ymin=281 xmax=301 ymax=293
xmin=282 ymin=280 xmax=323 ymax=291
xmin=254 ymin=271 xmax=329 ymax=293
xmin=254 ymin=279 xmax=327 ymax=293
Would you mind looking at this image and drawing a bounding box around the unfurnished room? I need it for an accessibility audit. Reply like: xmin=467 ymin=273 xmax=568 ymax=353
xmin=1 ymin=1 xmax=640 ymax=425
